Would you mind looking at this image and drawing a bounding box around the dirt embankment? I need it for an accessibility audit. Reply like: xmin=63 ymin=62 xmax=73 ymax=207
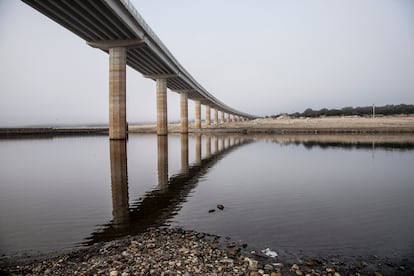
xmin=128 ymin=115 xmax=414 ymax=134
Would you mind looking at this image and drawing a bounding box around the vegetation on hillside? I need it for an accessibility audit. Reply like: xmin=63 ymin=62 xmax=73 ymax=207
xmin=270 ymin=104 xmax=414 ymax=118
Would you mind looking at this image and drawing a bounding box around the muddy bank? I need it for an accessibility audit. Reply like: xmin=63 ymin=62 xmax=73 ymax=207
xmin=0 ymin=127 xmax=108 ymax=138
xmin=1 ymin=227 xmax=412 ymax=276
xmin=129 ymin=115 xmax=414 ymax=134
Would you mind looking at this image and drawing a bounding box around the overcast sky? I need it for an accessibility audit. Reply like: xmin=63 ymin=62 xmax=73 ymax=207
xmin=1 ymin=0 xmax=414 ymax=127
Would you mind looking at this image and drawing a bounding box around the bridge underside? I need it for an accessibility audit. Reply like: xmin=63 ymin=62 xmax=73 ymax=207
xmin=22 ymin=0 xmax=256 ymax=138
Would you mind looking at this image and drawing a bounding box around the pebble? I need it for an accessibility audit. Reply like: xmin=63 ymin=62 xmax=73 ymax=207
xmin=0 ymin=227 xmax=410 ymax=276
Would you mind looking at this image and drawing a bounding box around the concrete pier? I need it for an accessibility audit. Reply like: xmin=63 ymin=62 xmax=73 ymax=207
xmin=157 ymin=135 xmax=168 ymax=189
xmin=110 ymin=139 xmax=129 ymax=228
xmin=156 ymin=78 xmax=168 ymax=135
xmin=205 ymin=106 xmax=211 ymax=126
xmin=180 ymin=92 xmax=188 ymax=133
xmin=214 ymin=109 xmax=218 ymax=125
xmin=109 ymin=47 xmax=127 ymax=140
xmin=221 ymin=112 xmax=225 ymax=124
xmin=195 ymin=101 xmax=201 ymax=129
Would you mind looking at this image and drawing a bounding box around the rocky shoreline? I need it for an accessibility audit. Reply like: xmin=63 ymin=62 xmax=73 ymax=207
xmin=1 ymin=227 xmax=412 ymax=276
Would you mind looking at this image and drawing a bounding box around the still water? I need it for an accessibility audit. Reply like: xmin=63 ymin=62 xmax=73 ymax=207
xmin=1 ymin=134 xmax=413 ymax=262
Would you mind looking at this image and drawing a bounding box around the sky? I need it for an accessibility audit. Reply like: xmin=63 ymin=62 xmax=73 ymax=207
xmin=1 ymin=0 xmax=414 ymax=127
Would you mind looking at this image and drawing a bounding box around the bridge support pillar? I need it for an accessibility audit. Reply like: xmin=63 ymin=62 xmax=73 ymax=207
xmin=180 ymin=92 xmax=188 ymax=133
xmin=109 ymin=47 xmax=127 ymax=140
xmin=227 ymin=113 xmax=231 ymax=123
xmin=221 ymin=111 xmax=225 ymax=124
xmin=156 ymin=78 xmax=168 ymax=135
xmin=205 ymin=106 xmax=211 ymax=126
xmin=195 ymin=100 xmax=201 ymax=129
xmin=214 ymin=109 xmax=218 ymax=125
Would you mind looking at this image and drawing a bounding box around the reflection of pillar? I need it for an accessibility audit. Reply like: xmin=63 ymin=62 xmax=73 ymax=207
xmin=226 ymin=136 xmax=231 ymax=148
xmin=156 ymin=78 xmax=168 ymax=135
xmin=195 ymin=100 xmax=201 ymax=129
xmin=214 ymin=136 xmax=219 ymax=154
xmin=214 ymin=109 xmax=218 ymax=125
xmin=195 ymin=134 xmax=202 ymax=164
xmin=109 ymin=47 xmax=127 ymax=139
xmin=180 ymin=92 xmax=188 ymax=134
xmin=205 ymin=106 xmax=211 ymax=126
xmin=110 ymin=140 xmax=129 ymax=228
xmin=181 ymin=134 xmax=189 ymax=173
xmin=221 ymin=136 xmax=225 ymax=150
xmin=206 ymin=136 xmax=211 ymax=158
xmin=157 ymin=135 xmax=168 ymax=190
xmin=221 ymin=111 xmax=225 ymax=124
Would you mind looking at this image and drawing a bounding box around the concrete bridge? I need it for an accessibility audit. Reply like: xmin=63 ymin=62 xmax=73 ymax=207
xmin=22 ymin=0 xmax=257 ymax=139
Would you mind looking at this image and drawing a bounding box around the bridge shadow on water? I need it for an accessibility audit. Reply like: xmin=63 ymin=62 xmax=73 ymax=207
xmin=83 ymin=133 xmax=414 ymax=246
xmin=83 ymin=134 xmax=252 ymax=245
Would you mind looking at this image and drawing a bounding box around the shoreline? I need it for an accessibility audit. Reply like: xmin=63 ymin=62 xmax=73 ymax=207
xmin=1 ymin=227 xmax=412 ymax=276
xmin=2 ymin=116 xmax=414 ymax=137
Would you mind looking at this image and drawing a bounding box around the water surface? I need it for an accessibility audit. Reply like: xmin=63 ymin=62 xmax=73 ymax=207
xmin=0 ymin=134 xmax=413 ymax=262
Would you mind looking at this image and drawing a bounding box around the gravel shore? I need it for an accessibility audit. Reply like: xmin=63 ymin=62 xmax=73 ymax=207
xmin=1 ymin=227 xmax=412 ymax=276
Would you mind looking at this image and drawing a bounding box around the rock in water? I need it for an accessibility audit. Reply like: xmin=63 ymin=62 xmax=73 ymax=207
xmin=217 ymin=204 xmax=224 ymax=210
xmin=261 ymin=248 xmax=278 ymax=258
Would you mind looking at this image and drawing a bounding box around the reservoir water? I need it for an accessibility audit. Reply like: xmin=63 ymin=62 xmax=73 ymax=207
xmin=1 ymin=134 xmax=413 ymax=263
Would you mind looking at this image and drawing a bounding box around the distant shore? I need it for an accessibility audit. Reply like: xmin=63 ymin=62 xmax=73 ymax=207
xmin=2 ymin=115 xmax=414 ymax=137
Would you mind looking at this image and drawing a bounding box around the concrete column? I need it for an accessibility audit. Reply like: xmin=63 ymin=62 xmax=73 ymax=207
xmin=157 ymin=135 xmax=168 ymax=189
xmin=110 ymin=139 xmax=129 ymax=228
xmin=156 ymin=78 xmax=168 ymax=135
xmin=195 ymin=100 xmax=201 ymax=129
xmin=195 ymin=134 xmax=202 ymax=164
xmin=214 ymin=109 xmax=218 ymax=125
xmin=180 ymin=134 xmax=189 ymax=173
xmin=205 ymin=106 xmax=211 ymax=126
xmin=227 ymin=113 xmax=231 ymax=123
xmin=180 ymin=92 xmax=188 ymax=133
xmin=221 ymin=111 xmax=225 ymax=124
xmin=206 ymin=136 xmax=211 ymax=158
xmin=109 ymin=47 xmax=127 ymax=140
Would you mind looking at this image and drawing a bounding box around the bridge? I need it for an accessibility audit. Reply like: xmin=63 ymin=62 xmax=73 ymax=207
xmin=22 ymin=0 xmax=257 ymax=139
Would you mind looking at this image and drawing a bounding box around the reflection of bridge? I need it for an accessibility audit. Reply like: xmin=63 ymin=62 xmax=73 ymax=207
xmin=22 ymin=0 xmax=257 ymax=139
xmin=84 ymin=134 xmax=250 ymax=245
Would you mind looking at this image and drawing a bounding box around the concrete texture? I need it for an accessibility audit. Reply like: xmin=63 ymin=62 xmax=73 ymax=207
xmin=109 ymin=47 xmax=127 ymax=139
xmin=156 ymin=78 xmax=168 ymax=135
xmin=195 ymin=101 xmax=201 ymax=129
xmin=180 ymin=92 xmax=188 ymax=133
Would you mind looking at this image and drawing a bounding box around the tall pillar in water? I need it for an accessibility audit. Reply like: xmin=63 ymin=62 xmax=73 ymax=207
xmin=195 ymin=100 xmax=201 ymax=129
xmin=221 ymin=111 xmax=225 ymax=124
xmin=157 ymin=135 xmax=168 ymax=190
xmin=156 ymin=78 xmax=168 ymax=135
xmin=205 ymin=106 xmax=211 ymax=126
xmin=109 ymin=47 xmax=127 ymax=139
xmin=206 ymin=136 xmax=211 ymax=158
xmin=180 ymin=92 xmax=188 ymax=134
xmin=180 ymin=134 xmax=189 ymax=173
xmin=227 ymin=113 xmax=231 ymax=123
xmin=195 ymin=134 xmax=202 ymax=164
xmin=110 ymin=139 xmax=129 ymax=228
xmin=214 ymin=109 xmax=219 ymax=125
